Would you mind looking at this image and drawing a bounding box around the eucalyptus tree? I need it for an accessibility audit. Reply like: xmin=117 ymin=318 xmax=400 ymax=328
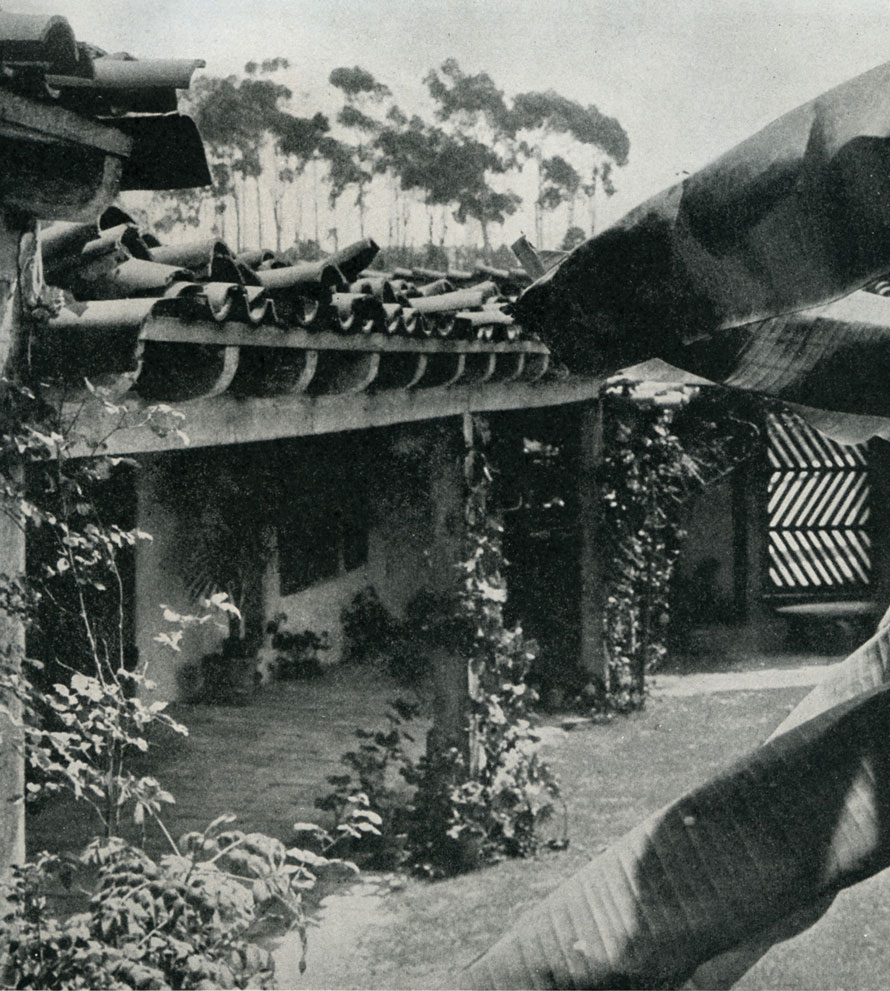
xmin=329 ymin=66 xmax=393 ymax=239
xmin=511 ymin=89 xmax=629 ymax=241
xmin=537 ymin=154 xmax=582 ymax=238
xmin=269 ymin=109 xmax=330 ymax=251
xmin=374 ymin=111 xmax=440 ymax=246
xmin=189 ymin=66 xmax=291 ymax=250
xmin=422 ymin=59 xmax=521 ymax=255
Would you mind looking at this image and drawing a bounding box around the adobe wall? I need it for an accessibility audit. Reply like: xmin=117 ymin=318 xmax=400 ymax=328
xmin=263 ymin=419 xmax=463 ymax=663
xmin=134 ymin=419 xmax=465 ymax=699
xmin=673 ymin=475 xmax=737 ymax=615
xmin=134 ymin=456 xmax=227 ymax=701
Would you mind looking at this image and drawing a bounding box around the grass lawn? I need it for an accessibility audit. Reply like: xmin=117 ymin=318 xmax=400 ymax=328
xmin=30 ymin=666 xmax=890 ymax=990
xmin=280 ymin=685 xmax=812 ymax=990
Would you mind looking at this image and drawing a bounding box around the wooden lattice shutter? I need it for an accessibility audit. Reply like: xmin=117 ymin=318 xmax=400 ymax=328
xmin=766 ymin=411 xmax=870 ymax=592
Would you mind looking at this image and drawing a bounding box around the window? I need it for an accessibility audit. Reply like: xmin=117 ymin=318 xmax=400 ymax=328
xmin=277 ymin=443 xmax=369 ymax=596
xmin=766 ymin=411 xmax=870 ymax=593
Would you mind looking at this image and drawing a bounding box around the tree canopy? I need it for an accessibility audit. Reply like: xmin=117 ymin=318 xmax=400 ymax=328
xmin=149 ymin=56 xmax=629 ymax=259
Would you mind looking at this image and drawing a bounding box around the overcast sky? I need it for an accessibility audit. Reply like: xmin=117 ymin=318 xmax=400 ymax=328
xmin=15 ymin=0 xmax=890 ymax=238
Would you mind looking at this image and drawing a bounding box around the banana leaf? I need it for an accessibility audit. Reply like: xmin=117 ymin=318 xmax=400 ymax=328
xmin=515 ymin=60 xmax=890 ymax=379
xmin=463 ymin=620 xmax=890 ymax=990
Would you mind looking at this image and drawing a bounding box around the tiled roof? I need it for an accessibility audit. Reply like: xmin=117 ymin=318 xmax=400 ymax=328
xmin=0 ymin=9 xmax=209 ymax=192
xmin=29 ymin=212 xmax=550 ymax=405
xmin=1 ymin=10 xmax=553 ymax=417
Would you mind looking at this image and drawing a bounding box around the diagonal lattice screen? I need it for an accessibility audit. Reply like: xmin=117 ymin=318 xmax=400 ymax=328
xmin=767 ymin=411 xmax=871 ymax=591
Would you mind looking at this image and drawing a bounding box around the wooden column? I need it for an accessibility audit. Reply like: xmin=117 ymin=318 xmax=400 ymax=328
xmin=0 ymin=212 xmax=29 ymax=873
xmin=577 ymin=399 xmax=608 ymax=683
xmin=425 ymin=415 xmax=480 ymax=770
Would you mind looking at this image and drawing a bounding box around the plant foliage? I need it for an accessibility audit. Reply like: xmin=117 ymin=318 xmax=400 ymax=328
xmin=0 ymin=380 xmax=363 ymax=987
xmin=324 ymin=417 xmax=562 ymax=877
xmin=1 ymin=810 xmax=371 ymax=990
xmin=598 ymin=383 xmax=761 ymax=710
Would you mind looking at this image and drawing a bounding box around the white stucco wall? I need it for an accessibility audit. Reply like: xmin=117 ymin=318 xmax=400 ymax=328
xmin=265 ymin=422 xmax=461 ymax=662
xmin=263 ymin=549 xmax=372 ymax=665
xmin=134 ymin=457 xmax=227 ymax=701
xmin=133 ymin=421 xmax=464 ymax=697
xmin=674 ymin=476 xmax=736 ymax=601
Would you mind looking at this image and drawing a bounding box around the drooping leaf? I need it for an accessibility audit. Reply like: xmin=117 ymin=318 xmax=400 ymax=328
xmin=463 ymin=641 xmax=890 ymax=990
xmin=682 ymin=617 xmax=890 ymax=987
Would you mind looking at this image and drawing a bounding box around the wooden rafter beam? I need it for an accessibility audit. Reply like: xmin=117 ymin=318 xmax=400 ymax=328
xmin=140 ymin=317 xmax=549 ymax=354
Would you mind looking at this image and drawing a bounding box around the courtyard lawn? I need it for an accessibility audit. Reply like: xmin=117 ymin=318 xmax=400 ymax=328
xmin=278 ymin=684 xmax=817 ymax=990
xmin=31 ymin=666 xmax=890 ymax=990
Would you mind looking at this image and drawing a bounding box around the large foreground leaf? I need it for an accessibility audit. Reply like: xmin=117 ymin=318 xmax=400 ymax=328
xmin=463 ymin=625 xmax=890 ymax=990
xmin=770 ymin=619 xmax=890 ymax=741
xmin=683 ymin=616 xmax=890 ymax=988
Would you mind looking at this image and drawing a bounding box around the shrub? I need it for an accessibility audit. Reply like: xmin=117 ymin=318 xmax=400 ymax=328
xmin=341 ymin=587 xmax=400 ymax=666
xmin=1 ymin=814 xmax=367 ymax=990
xmin=269 ymin=625 xmax=329 ymax=681
xmin=340 ymin=586 xmax=427 ymax=685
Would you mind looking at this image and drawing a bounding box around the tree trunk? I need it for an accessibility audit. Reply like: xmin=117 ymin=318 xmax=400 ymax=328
xmin=215 ymin=195 xmax=227 ymax=242
xmin=232 ymin=187 xmax=243 ymax=253
xmin=312 ymin=157 xmax=320 ymax=246
xmin=254 ymin=177 xmax=264 ymax=248
xmin=402 ymin=199 xmax=411 ymax=250
xmin=480 ymin=218 xmax=491 ymax=257
xmin=389 ymin=176 xmax=400 ymax=248
xmin=588 ymin=159 xmax=598 ymax=236
xmin=272 ymin=196 xmax=283 ymax=253
xmin=295 ymin=187 xmax=303 ymax=245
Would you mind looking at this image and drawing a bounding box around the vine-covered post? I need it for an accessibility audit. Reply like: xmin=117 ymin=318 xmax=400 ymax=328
xmin=577 ymin=398 xmax=607 ymax=683
xmin=0 ymin=212 xmax=31 ymax=873
xmin=425 ymin=415 xmax=481 ymax=770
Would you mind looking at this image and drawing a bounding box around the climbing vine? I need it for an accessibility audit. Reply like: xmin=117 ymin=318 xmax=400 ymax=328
xmin=407 ymin=419 xmax=562 ymax=875
xmin=322 ymin=417 xmax=562 ymax=877
xmin=598 ymin=382 xmax=761 ymax=711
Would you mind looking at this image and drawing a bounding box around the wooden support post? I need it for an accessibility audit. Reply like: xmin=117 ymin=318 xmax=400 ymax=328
xmin=425 ymin=416 xmax=481 ymax=772
xmin=0 ymin=482 xmax=25 ymax=875
xmin=577 ymin=399 xmax=608 ymax=683
xmin=0 ymin=212 xmax=29 ymax=874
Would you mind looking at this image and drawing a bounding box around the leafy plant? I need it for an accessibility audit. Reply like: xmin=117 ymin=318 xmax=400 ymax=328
xmin=0 ymin=379 xmax=365 ymax=987
xmin=598 ymin=384 xmax=760 ymax=711
xmin=322 ymin=418 xmax=562 ymax=877
xmin=316 ymin=699 xmax=418 ymax=868
xmin=340 ymin=587 xmax=400 ymax=666
xmin=1 ymin=808 xmax=372 ymax=990
xmin=27 ymin=666 xmax=184 ymax=836
xmin=269 ymin=623 xmax=329 ymax=681
xmin=0 ymin=383 xmax=199 ymax=834
xmin=340 ymin=585 xmax=431 ymax=685
xmin=599 ymin=393 xmax=692 ymax=710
